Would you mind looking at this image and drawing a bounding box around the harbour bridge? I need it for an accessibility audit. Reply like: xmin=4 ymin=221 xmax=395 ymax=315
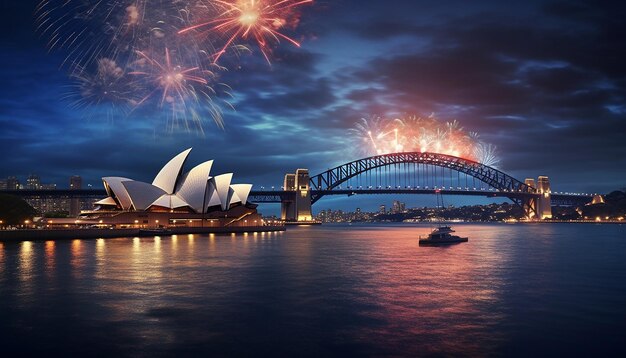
xmin=4 ymin=152 xmax=595 ymax=221
xmin=249 ymin=152 xmax=594 ymax=221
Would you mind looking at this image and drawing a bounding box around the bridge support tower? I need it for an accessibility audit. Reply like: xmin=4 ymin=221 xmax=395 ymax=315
xmin=281 ymin=169 xmax=313 ymax=222
xmin=524 ymin=176 xmax=552 ymax=220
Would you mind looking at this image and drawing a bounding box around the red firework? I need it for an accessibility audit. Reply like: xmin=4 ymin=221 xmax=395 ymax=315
xmin=179 ymin=0 xmax=313 ymax=64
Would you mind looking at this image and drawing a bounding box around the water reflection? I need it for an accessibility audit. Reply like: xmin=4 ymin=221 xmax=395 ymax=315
xmin=154 ymin=237 xmax=161 ymax=254
xmin=95 ymin=239 xmax=106 ymax=279
xmin=187 ymin=234 xmax=195 ymax=252
xmin=338 ymin=226 xmax=507 ymax=355
xmin=171 ymin=235 xmax=178 ymax=255
xmin=1 ymin=224 xmax=626 ymax=356
xmin=0 ymin=242 xmax=4 ymax=279
xmin=70 ymin=239 xmax=84 ymax=279
xmin=45 ymin=240 xmax=55 ymax=276
xmin=18 ymin=241 xmax=35 ymax=302
xmin=19 ymin=241 xmax=33 ymax=281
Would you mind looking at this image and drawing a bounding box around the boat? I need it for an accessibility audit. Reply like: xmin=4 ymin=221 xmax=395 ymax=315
xmin=139 ymin=228 xmax=172 ymax=236
xmin=419 ymin=225 xmax=468 ymax=245
xmin=419 ymin=190 xmax=468 ymax=246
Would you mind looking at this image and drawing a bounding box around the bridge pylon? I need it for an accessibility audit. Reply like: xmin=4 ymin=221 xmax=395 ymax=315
xmin=524 ymin=176 xmax=552 ymax=219
xmin=281 ymin=169 xmax=313 ymax=222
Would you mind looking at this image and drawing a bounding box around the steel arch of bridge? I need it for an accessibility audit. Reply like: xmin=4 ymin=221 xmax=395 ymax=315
xmin=309 ymin=152 xmax=536 ymax=205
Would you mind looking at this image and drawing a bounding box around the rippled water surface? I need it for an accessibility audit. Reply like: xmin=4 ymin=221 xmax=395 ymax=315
xmin=1 ymin=223 xmax=626 ymax=356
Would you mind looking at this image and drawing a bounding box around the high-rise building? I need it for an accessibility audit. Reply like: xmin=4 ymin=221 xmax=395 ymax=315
xmin=69 ymin=175 xmax=83 ymax=217
xmin=27 ymin=174 xmax=41 ymax=190
xmin=0 ymin=180 xmax=6 ymax=190
xmin=70 ymin=175 xmax=82 ymax=190
xmin=391 ymin=200 xmax=406 ymax=214
xmin=355 ymin=207 xmax=362 ymax=221
xmin=6 ymin=176 xmax=19 ymax=190
xmin=379 ymin=205 xmax=386 ymax=214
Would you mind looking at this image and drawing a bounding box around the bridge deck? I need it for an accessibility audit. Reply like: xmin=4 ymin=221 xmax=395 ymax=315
xmin=1 ymin=189 xmax=593 ymax=205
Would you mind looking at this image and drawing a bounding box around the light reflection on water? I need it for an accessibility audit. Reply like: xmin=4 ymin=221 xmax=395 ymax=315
xmin=0 ymin=223 xmax=625 ymax=356
xmin=19 ymin=241 xmax=33 ymax=277
xmin=70 ymin=239 xmax=84 ymax=279
xmin=0 ymin=242 xmax=4 ymax=282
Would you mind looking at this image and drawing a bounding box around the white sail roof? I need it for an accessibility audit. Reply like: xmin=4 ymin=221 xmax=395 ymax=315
xmin=205 ymin=177 xmax=220 ymax=210
xmin=176 ymin=160 xmax=213 ymax=213
xmin=230 ymin=184 xmax=253 ymax=205
xmin=94 ymin=197 xmax=118 ymax=206
xmin=210 ymin=173 xmax=233 ymax=211
xmin=229 ymin=190 xmax=241 ymax=205
xmin=102 ymin=177 xmax=133 ymax=210
xmin=122 ymin=181 xmax=167 ymax=211
xmin=152 ymin=148 xmax=192 ymax=194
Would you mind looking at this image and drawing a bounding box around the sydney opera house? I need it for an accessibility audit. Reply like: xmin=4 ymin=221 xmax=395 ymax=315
xmin=77 ymin=148 xmax=264 ymax=228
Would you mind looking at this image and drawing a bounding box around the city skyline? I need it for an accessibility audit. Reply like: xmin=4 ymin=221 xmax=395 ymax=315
xmin=1 ymin=1 xmax=625 ymax=212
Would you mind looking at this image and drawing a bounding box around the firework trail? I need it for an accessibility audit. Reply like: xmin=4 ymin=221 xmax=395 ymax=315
xmin=179 ymin=0 xmax=313 ymax=64
xmin=351 ymin=114 xmax=501 ymax=166
xmin=36 ymin=0 xmax=153 ymax=71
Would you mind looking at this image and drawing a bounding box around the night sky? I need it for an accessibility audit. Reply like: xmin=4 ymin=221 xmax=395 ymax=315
xmin=1 ymin=0 xmax=625 ymax=213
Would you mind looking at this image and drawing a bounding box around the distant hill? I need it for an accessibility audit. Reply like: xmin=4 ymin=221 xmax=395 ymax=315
xmin=0 ymin=193 xmax=37 ymax=225
xmin=581 ymin=190 xmax=626 ymax=219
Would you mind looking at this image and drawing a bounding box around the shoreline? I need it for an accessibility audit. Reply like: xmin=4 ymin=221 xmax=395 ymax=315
xmin=0 ymin=225 xmax=285 ymax=242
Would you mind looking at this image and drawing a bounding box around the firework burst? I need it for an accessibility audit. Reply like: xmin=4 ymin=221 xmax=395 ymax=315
xmin=68 ymin=58 xmax=138 ymax=110
xmin=129 ymin=48 xmax=226 ymax=131
xmin=180 ymin=0 xmax=313 ymax=64
xmin=350 ymin=116 xmax=404 ymax=155
xmin=351 ymin=114 xmax=501 ymax=166
xmin=473 ymin=143 xmax=501 ymax=168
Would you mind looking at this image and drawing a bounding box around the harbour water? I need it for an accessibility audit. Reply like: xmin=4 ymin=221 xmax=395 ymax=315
xmin=1 ymin=223 xmax=625 ymax=356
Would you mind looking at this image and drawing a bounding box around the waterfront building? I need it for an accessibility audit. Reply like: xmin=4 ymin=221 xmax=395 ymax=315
xmin=71 ymin=148 xmax=260 ymax=228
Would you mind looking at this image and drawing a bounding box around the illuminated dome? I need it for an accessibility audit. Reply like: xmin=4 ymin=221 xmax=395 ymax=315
xmin=96 ymin=148 xmax=253 ymax=213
